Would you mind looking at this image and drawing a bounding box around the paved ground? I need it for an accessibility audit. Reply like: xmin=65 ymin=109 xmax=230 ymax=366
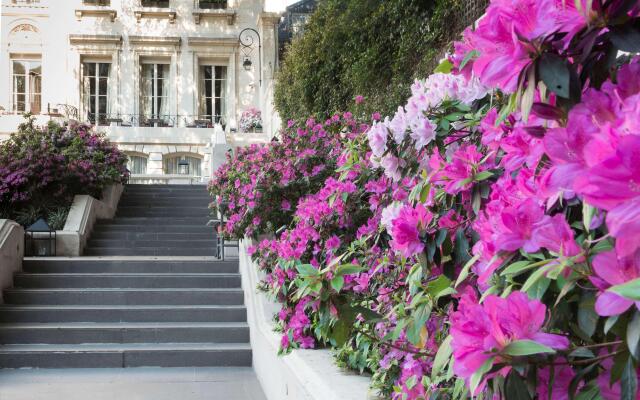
xmin=0 ymin=367 xmax=266 ymax=400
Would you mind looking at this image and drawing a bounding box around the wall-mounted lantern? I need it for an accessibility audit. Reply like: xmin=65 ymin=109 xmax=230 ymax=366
xmin=25 ymin=218 xmax=56 ymax=257
xmin=238 ymin=28 xmax=262 ymax=86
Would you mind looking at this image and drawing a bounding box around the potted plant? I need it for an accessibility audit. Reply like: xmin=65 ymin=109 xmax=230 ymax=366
xmin=239 ymin=107 xmax=263 ymax=133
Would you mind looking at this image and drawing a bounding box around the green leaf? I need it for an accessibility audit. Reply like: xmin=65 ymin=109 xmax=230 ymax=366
xmin=453 ymin=228 xmax=471 ymax=266
xmin=431 ymin=335 xmax=453 ymax=379
xmin=330 ymin=275 xmax=344 ymax=292
xmin=574 ymin=385 xmax=602 ymax=400
xmin=611 ymin=23 xmax=640 ymax=52
xmin=583 ymin=202 xmax=596 ymax=231
xmin=621 ymin=356 xmax=638 ymax=400
xmin=627 ymin=311 xmax=640 ymax=360
xmin=502 ymin=339 xmax=556 ymax=356
xmin=505 ymin=370 xmax=532 ymax=400
xmin=569 ymin=347 xmax=596 ymax=359
xmin=420 ymin=183 xmax=431 ymax=203
xmin=426 ymin=275 xmax=453 ymax=299
xmin=331 ymin=318 xmax=351 ymax=347
xmin=455 ymin=253 xmax=480 ymax=287
xmin=521 ymin=264 xmax=554 ymax=293
xmin=526 ymin=276 xmax=550 ymax=300
xmin=335 ymin=263 xmax=365 ymax=276
xmin=470 ymin=357 xmax=494 ymax=395
xmin=434 ymin=59 xmax=453 ymax=73
xmin=608 ymin=278 xmax=640 ymax=301
xmin=296 ymin=263 xmax=319 ymax=277
xmin=605 ymin=315 xmax=620 ymax=335
xmin=578 ymin=292 xmax=598 ymax=338
xmin=501 ymin=260 xmax=536 ymax=277
xmin=538 ymin=53 xmax=570 ymax=99
xmin=473 ymin=171 xmax=493 ymax=182
xmin=459 ymin=50 xmax=479 ymax=71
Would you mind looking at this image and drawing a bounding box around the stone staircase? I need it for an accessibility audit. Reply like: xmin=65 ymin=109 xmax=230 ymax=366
xmin=0 ymin=184 xmax=250 ymax=368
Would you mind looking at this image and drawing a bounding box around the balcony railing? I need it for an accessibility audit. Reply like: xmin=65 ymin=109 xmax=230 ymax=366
xmin=141 ymin=0 xmax=169 ymax=8
xmin=196 ymin=0 xmax=227 ymax=10
xmin=83 ymin=0 xmax=110 ymax=5
xmin=87 ymin=114 xmax=226 ymax=128
xmin=9 ymin=0 xmax=41 ymax=4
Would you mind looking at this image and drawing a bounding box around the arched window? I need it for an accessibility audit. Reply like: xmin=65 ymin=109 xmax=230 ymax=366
xmin=126 ymin=153 xmax=148 ymax=175
xmin=163 ymin=154 xmax=202 ymax=177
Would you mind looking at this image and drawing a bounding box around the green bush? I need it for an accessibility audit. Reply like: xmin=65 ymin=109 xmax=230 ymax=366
xmin=274 ymin=0 xmax=462 ymax=121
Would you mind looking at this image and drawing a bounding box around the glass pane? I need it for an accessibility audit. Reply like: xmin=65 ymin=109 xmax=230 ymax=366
xmin=99 ymin=78 xmax=108 ymax=95
xmin=206 ymin=99 xmax=212 ymax=119
xmin=14 ymin=76 xmax=25 ymax=93
xmin=85 ymin=62 xmax=96 ymax=77
xmin=90 ymin=78 xmax=96 ymax=95
xmin=30 ymin=62 xmax=41 ymax=76
xmin=15 ymin=94 xmax=25 ymax=112
xmin=30 ymin=94 xmax=41 ymax=114
xmin=157 ymin=78 xmax=163 ymax=98
xmin=215 ymin=66 xmax=226 ymax=80
xmin=98 ymin=96 xmax=107 ymax=114
xmin=205 ymin=81 xmax=212 ymax=97
xmin=214 ymin=80 xmax=221 ymax=97
xmin=204 ymin=66 xmax=212 ymax=80
xmin=13 ymin=61 xmax=26 ymax=75
xmin=89 ymin=95 xmax=97 ymax=114
xmin=157 ymin=64 xmax=165 ymax=79
xmin=31 ymin=74 xmax=41 ymax=94
xmin=99 ymin=63 xmax=110 ymax=77
xmin=214 ymin=98 xmax=221 ymax=119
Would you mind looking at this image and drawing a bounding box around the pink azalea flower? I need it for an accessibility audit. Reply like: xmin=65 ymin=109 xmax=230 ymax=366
xmin=355 ymin=95 xmax=364 ymax=104
xmin=366 ymin=122 xmax=388 ymax=158
xmin=495 ymin=198 xmax=545 ymax=253
xmin=531 ymin=214 xmax=582 ymax=258
xmin=390 ymin=203 xmax=432 ymax=258
xmin=590 ymin=249 xmax=640 ymax=317
xmin=536 ymin=361 xmax=577 ymax=400
xmin=409 ymin=116 xmax=437 ymax=150
xmin=451 ymin=290 xmax=569 ymax=392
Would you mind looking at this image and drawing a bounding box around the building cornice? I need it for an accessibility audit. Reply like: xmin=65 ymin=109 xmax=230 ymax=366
xmin=129 ymin=36 xmax=181 ymax=46
xmin=133 ymin=8 xmax=177 ymax=24
xmin=259 ymin=11 xmax=281 ymax=26
xmin=192 ymin=9 xmax=236 ymax=25
xmin=75 ymin=7 xmax=117 ymax=23
xmin=187 ymin=37 xmax=238 ymax=47
xmin=69 ymin=34 xmax=122 ymax=46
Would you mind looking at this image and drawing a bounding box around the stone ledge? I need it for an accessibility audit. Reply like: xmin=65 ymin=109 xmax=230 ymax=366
xmin=239 ymin=239 xmax=377 ymax=400
xmin=75 ymin=8 xmax=117 ymax=22
xmin=192 ymin=9 xmax=236 ymax=25
xmin=0 ymin=220 xmax=24 ymax=303
xmin=56 ymin=184 xmax=123 ymax=257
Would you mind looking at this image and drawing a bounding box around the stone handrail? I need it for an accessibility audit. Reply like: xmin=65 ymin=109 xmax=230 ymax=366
xmin=0 ymin=219 xmax=24 ymax=303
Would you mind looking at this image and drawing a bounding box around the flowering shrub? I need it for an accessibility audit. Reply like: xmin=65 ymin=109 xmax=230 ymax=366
xmin=238 ymin=107 xmax=263 ymax=132
xmin=208 ymin=114 xmax=368 ymax=237
xmin=0 ymin=117 xmax=129 ymax=228
xmin=216 ymin=1 xmax=640 ymax=398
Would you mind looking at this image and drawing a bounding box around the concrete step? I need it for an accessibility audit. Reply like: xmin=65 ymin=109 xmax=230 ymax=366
xmin=118 ymin=199 xmax=211 ymax=207
xmin=87 ymin=239 xmax=216 ymax=249
xmin=93 ymin=224 xmax=215 ymax=234
xmin=0 ymin=322 xmax=249 ymax=344
xmin=23 ymin=259 xmax=238 ymax=274
xmin=91 ymin=231 xmax=216 ymax=241
xmin=0 ymin=343 xmax=251 ymax=368
xmin=13 ymin=273 xmax=240 ymax=289
xmin=4 ymin=288 xmax=244 ymax=305
xmin=0 ymin=305 xmax=247 ymax=323
xmin=83 ymin=247 xmax=217 ymax=256
xmin=103 ymin=217 xmax=209 ymax=226
xmin=117 ymin=209 xmax=211 ymax=218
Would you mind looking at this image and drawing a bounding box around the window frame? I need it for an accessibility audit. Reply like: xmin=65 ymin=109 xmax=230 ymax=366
xmin=198 ymin=64 xmax=227 ymax=124
xmin=82 ymin=61 xmax=111 ymax=125
xmin=11 ymin=58 xmax=41 ymax=114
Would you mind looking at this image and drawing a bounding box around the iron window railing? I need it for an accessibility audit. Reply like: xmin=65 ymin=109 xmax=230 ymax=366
xmin=91 ymin=114 xmax=226 ymax=128
xmin=83 ymin=0 xmax=110 ymax=5
xmin=196 ymin=0 xmax=227 ymax=10
xmin=10 ymin=0 xmax=41 ymax=4
xmin=141 ymin=0 xmax=169 ymax=8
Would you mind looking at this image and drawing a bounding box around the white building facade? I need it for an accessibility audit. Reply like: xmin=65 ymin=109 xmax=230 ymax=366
xmin=0 ymin=0 xmax=283 ymax=182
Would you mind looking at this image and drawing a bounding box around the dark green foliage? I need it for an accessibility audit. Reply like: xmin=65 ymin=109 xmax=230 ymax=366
xmin=274 ymin=0 xmax=465 ymax=121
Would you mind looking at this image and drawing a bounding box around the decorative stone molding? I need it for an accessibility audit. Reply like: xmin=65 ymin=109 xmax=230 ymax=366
xmin=133 ymin=8 xmax=177 ymax=23
xmin=69 ymin=34 xmax=122 ymax=46
xmin=75 ymin=8 xmax=117 ymax=22
xmin=258 ymin=11 xmax=282 ymax=26
xmin=187 ymin=36 xmax=238 ymax=48
xmin=129 ymin=35 xmax=181 ymax=47
xmin=192 ymin=9 xmax=236 ymax=25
